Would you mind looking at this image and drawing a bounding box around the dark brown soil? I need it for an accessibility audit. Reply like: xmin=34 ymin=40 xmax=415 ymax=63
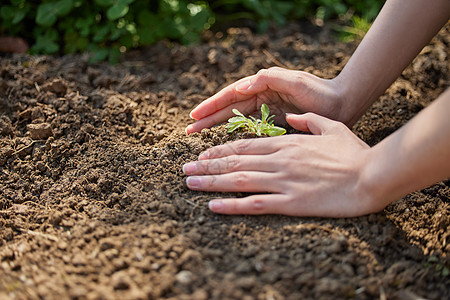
xmin=1 ymin=22 xmax=449 ymax=300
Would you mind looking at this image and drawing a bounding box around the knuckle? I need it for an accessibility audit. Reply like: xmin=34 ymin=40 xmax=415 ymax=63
xmin=277 ymin=157 xmax=292 ymax=171
xmin=256 ymin=68 xmax=269 ymax=79
xmin=233 ymin=172 xmax=249 ymax=187
xmin=234 ymin=139 xmax=251 ymax=153
xmin=207 ymin=175 xmax=217 ymax=188
xmin=303 ymin=112 xmax=315 ymax=119
xmin=330 ymin=120 xmax=347 ymax=133
xmin=275 ymin=136 xmax=302 ymax=152
xmin=196 ymin=160 xmax=209 ymax=173
xmin=204 ymin=160 xmax=219 ymax=174
xmin=207 ymin=146 xmax=223 ymax=158
xmin=251 ymin=198 xmax=265 ymax=211
xmin=225 ymin=155 xmax=241 ymax=172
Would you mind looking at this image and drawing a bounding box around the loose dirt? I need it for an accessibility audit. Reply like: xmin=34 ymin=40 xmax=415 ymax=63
xmin=0 ymin=22 xmax=449 ymax=299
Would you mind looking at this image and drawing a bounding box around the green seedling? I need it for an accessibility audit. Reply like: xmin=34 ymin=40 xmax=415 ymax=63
xmin=226 ymin=104 xmax=286 ymax=136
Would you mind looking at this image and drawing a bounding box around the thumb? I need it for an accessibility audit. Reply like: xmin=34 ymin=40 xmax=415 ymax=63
xmin=286 ymin=112 xmax=345 ymax=135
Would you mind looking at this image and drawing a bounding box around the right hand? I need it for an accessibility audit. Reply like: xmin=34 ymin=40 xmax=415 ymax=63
xmin=185 ymin=67 xmax=346 ymax=134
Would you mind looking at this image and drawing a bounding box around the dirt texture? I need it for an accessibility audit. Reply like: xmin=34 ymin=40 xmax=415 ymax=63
xmin=0 ymin=23 xmax=449 ymax=300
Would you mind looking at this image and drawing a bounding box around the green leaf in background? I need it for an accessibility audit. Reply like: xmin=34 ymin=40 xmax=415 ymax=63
xmin=0 ymin=6 xmax=15 ymax=20
xmin=91 ymin=48 xmax=110 ymax=62
xmin=107 ymin=0 xmax=135 ymax=20
xmin=92 ymin=24 xmax=111 ymax=43
xmin=11 ymin=0 xmax=25 ymax=5
xmin=12 ymin=7 xmax=27 ymax=24
xmin=36 ymin=0 xmax=74 ymax=27
xmin=31 ymin=28 xmax=59 ymax=54
xmin=94 ymin=0 xmax=115 ymax=6
xmin=0 ymin=0 xmax=384 ymax=62
xmin=75 ymin=16 xmax=94 ymax=37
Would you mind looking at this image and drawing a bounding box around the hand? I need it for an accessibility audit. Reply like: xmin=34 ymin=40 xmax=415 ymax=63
xmin=183 ymin=113 xmax=385 ymax=218
xmin=185 ymin=67 xmax=347 ymax=134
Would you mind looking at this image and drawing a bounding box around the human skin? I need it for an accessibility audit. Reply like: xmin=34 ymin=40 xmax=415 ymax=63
xmin=183 ymin=89 xmax=450 ymax=217
xmin=183 ymin=0 xmax=450 ymax=217
xmin=186 ymin=0 xmax=450 ymax=134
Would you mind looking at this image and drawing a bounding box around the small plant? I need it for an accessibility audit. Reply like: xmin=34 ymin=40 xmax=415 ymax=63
xmin=226 ymin=104 xmax=286 ymax=136
xmin=337 ymin=15 xmax=372 ymax=42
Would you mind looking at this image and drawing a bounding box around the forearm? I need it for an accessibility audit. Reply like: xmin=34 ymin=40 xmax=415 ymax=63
xmin=361 ymin=88 xmax=450 ymax=211
xmin=334 ymin=0 xmax=450 ymax=126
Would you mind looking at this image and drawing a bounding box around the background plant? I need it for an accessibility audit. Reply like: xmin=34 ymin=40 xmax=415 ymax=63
xmin=0 ymin=0 xmax=384 ymax=62
xmin=1 ymin=0 xmax=214 ymax=62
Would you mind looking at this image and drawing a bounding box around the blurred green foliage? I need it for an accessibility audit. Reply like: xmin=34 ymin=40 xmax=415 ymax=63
xmin=0 ymin=0 xmax=384 ymax=62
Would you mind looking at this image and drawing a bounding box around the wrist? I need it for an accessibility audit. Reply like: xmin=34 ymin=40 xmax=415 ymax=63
xmin=357 ymin=146 xmax=400 ymax=214
xmin=297 ymin=71 xmax=352 ymax=126
xmin=330 ymin=74 xmax=374 ymax=128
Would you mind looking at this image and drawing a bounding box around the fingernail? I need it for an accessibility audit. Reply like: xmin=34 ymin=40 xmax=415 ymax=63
xmin=185 ymin=124 xmax=193 ymax=134
xmin=186 ymin=176 xmax=202 ymax=188
xmin=285 ymin=113 xmax=295 ymax=116
xmin=236 ymin=80 xmax=252 ymax=91
xmin=182 ymin=162 xmax=197 ymax=174
xmin=209 ymin=200 xmax=223 ymax=211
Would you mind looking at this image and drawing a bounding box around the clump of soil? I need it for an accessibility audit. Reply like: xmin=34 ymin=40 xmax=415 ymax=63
xmin=0 ymin=23 xmax=449 ymax=299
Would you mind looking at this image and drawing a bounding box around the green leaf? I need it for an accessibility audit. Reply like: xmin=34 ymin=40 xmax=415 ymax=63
xmin=261 ymin=103 xmax=269 ymax=122
xmin=11 ymin=0 xmax=25 ymax=5
xmin=265 ymin=127 xmax=286 ymax=136
xmin=31 ymin=28 xmax=59 ymax=54
xmin=93 ymin=24 xmax=111 ymax=42
xmin=226 ymin=122 xmax=245 ymax=133
xmin=227 ymin=103 xmax=286 ymax=136
xmin=137 ymin=10 xmax=157 ymax=27
xmin=12 ymin=8 xmax=27 ymax=24
xmin=232 ymin=109 xmax=245 ymax=117
xmin=89 ymin=47 xmax=109 ymax=63
xmin=75 ymin=17 xmax=94 ymax=37
xmin=36 ymin=0 xmax=73 ymax=27
xmin=107 ymin=0 xmax=135 ymax=20
xmin=249 ymin=115 xmax=258 ymax=123
xmin=0 ymin=6 xmax=15 ymax=20
xmin=228 ymin=116 xmax=247 ymax=123
xmin=95 ymin=0 xmax=115 ymax=6
xmin=138 ymin=27 xmax=157 ymax=45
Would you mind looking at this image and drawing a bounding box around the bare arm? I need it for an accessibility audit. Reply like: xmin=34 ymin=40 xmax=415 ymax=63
xmin=183 ymin=88 xmax=450 ymax=217
xmin=334 ymin=0 xmax=450 ymax=126
xmin=361 ymin=88 xmax=450 ymax=211
xmin=186 ymin=0 xmax=450 ymax=134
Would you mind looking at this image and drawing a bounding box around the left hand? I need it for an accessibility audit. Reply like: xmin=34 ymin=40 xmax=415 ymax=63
xmin=183 ymin=113 xmax=381 ymax=218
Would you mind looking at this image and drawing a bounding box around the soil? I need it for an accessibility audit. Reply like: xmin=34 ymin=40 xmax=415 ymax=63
xmin=0 ymin=22 xmax=449 ymax=300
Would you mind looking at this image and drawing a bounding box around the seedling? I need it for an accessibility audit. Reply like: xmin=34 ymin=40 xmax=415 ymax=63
xmin=226 ymin=104 xmax=286 ymax=136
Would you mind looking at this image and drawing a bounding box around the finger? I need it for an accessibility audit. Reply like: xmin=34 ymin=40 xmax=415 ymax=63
xmin=185 ymin=98 xmax=256 ymax=134
xmin=190 ymin=67 xmax=296 ymax=120
xmin=189 ymin=75 xmax=257 ymax=120
xmin=237 ymin=67 xmax=300 ymax=96
xmin=286 ymin=112 xmax=347 ymax=135
xmin=183 ymin=154 xmax=278 ymax=175
xmin=185 ymin=171 xmax=281 ymax=193
xmin=198 ymin=137 xmax=282 ymax=160
xmin=208 ymin=194 xmax=292 ymax=215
